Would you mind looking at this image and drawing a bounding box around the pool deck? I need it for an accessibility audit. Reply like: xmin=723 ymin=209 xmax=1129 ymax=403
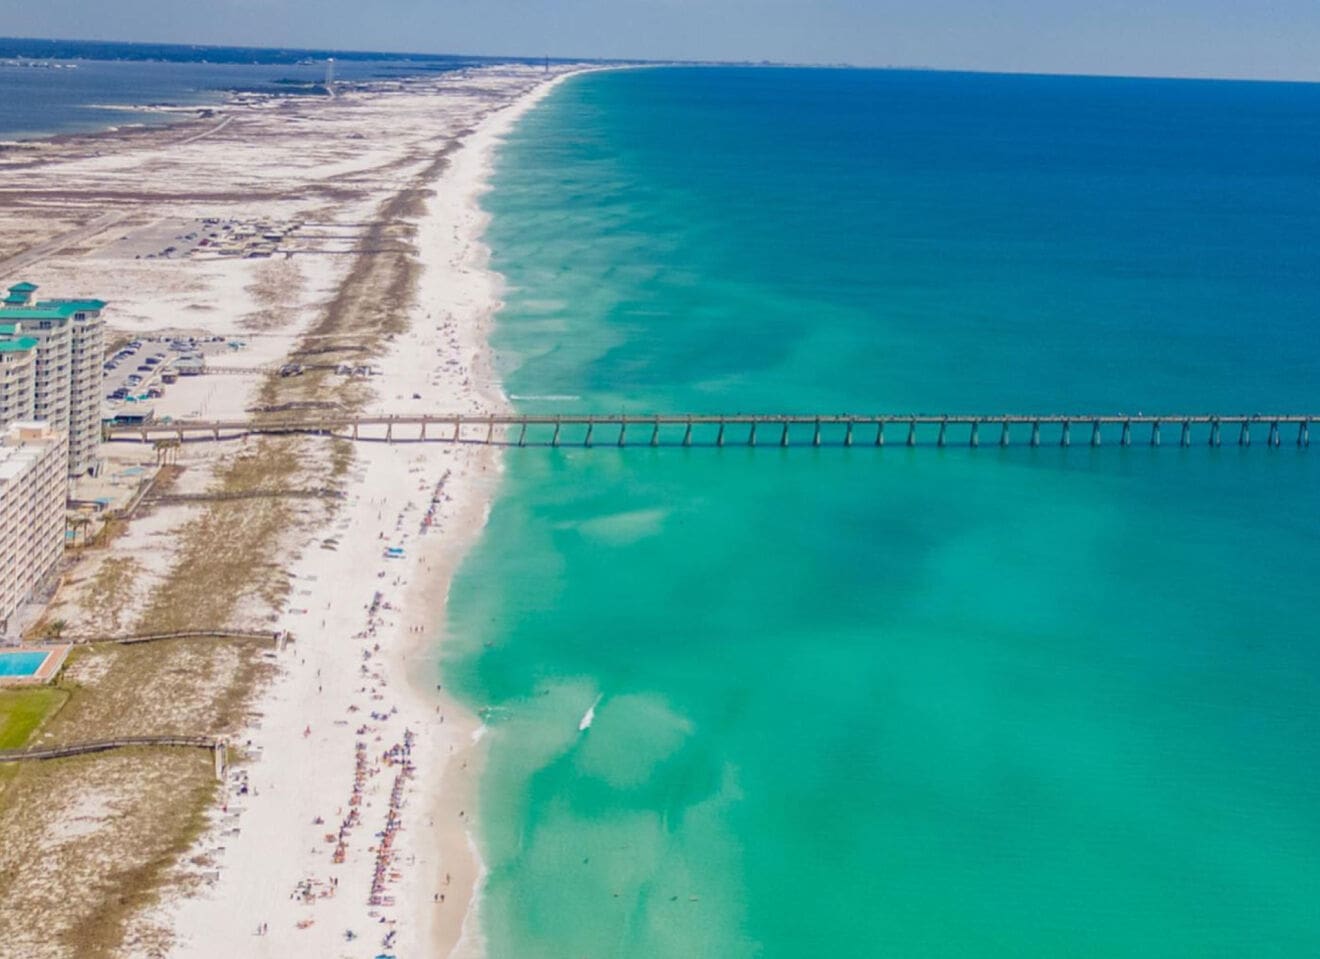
xmin=0 ymin=645 xmax=71 ymax=686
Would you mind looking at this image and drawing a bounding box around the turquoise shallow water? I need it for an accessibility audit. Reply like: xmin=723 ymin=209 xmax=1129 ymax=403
xmin=443 ymin=68 xmax=1320 ymax=957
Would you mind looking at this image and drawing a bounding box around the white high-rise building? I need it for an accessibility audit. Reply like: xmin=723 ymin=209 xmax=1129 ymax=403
xmin=0 ymin=281 xmax=107 ymax=477
xmin=0 ymin=421 xmax=67 ymax=632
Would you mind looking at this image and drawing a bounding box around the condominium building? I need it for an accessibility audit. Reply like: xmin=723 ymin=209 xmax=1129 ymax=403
xmin=0 ymin=422 xmax=67 ymax=632
xmin=63 ymin=305 xmax=105 ymax=476
xmin=0 ymin=281 xmax=107 ymax=476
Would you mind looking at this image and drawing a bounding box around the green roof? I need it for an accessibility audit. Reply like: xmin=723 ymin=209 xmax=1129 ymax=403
xmin=0 ymin=305 xmax=80 ymax=320
xmin=6 ymin=282 xmax=37 ymax=293
xmin=0 ymin=324 xmax=14 ymax=336
xmin=3 ymin=294 xmax=27 ymax=304
xmin=37 ymin=298 xmax=106 ymax=311
xmin=0 ymin=336 xmax=38 ymax=353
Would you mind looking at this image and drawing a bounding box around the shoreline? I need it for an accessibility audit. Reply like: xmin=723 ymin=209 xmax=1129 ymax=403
xmin=403 ymin=69 xmax=586 ymax=959
xmin=401 ymin=67 xmax=584 ymax=959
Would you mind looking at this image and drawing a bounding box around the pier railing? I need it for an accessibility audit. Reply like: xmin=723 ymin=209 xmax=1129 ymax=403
xmin=105 ymin=413 xmax=1315 ymax=449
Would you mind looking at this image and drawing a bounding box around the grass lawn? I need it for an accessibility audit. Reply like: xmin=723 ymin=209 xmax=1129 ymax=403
xmin=0 ymin=686 xmax=69 ymax=750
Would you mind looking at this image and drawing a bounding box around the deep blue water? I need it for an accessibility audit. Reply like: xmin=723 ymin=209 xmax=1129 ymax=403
xmin=442 ymin=67 xmax=1320 ymax=958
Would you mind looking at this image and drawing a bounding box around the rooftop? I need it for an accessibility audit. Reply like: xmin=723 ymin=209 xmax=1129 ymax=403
xmin=0 ymin=422 xmax=62 ymax=482
xmin=6 ymin=282 xmax=38 ymax=293
xmin=0 ymin=337 xmax=38 ymax=354
xmin=0 ymin=304 xmax=83 ymax=320
xmin=37 ymin=298 xmax=107 ymax=312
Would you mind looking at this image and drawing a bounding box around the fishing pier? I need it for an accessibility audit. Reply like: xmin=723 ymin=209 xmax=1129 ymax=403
xmin=106 ymin=413 xmax=1315 ymax=449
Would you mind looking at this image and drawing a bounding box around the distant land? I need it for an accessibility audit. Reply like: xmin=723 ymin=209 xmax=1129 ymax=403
xmin=0 ymin=35 xmax=617 ymax=68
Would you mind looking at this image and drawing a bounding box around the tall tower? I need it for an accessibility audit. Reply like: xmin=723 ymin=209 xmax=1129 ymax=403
xmin=0 ymin=282 xmax=106 ymax=477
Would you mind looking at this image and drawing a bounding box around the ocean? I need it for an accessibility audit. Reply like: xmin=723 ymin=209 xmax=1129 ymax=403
xmin=442 ymin=68 xmax=1320 ymax=956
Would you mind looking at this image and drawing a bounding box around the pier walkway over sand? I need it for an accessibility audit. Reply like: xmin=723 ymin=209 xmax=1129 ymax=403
xmin=107 ymin=413 xmax=1316 ymax=448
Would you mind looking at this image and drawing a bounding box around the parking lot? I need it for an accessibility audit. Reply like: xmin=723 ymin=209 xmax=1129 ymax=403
xmin=102 ymin=335 xmax=232 ymax=416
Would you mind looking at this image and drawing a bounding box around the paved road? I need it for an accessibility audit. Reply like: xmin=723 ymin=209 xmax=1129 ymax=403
xmin=177 ymin=114 xmax=234 ymax=146
xmin=0 ymin=210 xmax=129 ymax=276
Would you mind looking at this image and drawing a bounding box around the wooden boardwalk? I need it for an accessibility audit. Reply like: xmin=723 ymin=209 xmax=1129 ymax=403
xmin=0 ymin=736 xmax=229 ymax=780
xmin=105 ymin=412 xmax=1316 ymax=448
xmin=43 ymin=629 xmax=283 ymax=648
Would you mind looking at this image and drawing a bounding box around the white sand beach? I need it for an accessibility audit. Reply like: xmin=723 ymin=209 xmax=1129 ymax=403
xmin=138 ymin=71 xmax=581 ymax=959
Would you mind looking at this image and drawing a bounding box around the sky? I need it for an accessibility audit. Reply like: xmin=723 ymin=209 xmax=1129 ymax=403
xmin=2 ymin=0 xmax=1318 ymax=81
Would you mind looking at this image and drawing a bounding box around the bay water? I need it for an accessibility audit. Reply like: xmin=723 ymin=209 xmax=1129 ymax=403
xmin=0 ymin=38 xmax=512 ymax=140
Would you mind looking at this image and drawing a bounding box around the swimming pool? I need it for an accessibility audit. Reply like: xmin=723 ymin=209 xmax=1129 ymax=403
xmin=0 ymin=650 xmax=49 ymax=678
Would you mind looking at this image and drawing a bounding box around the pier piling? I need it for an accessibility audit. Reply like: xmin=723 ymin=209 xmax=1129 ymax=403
xmin=780 ymin=420 xmax=790 ymax=448
xmin=1000 ymin=420 xmax=1011 ymax=447
xmin=1269 ymin=421 xmax=1280 ymax=448
xmin=844 ymin=419 xmax=854 ymax=447
xmin=552 ymin=419 xmax=561 ymax=447
xmin=937 ymin=419 xmax=947 ymax=448
xmin=1210 ymin=419 xmax=1221 ymax=447
xmin=618 ymin=419 xmax=627 ymax=447
xmin=969 ymin=420 xmax=979 ymax=447
xmin=1031 ymin=421 xmax=1041 ymax=447
xmin=907 ymin=419 xmax=917 ymax=447
xmin=1121 ymin=420 xmax=1131 ymax=446
xmin=813 ymin=418 xmax=822 ymax=447
xmin=1238 ymin=420 xmax=1249 ymax=447
xmin=1151 ymin=421 xmax=1161 ymax=446
xmin=717 ymin=419 xmax=726 ymax=447
xmin=1300 ymin=421 xmax=1311 ymax=448
xmin=1060 ymin=420 xmax=1071 ymax=447
xmin=684 ymin=420 xmax=693 ymax=447
xmin=518 ymin=422 xmax=527 ymax=446
xmin=651 ymin=418 xmax=661 ymax=447
xmin=584 ymin=418 xmax=594 ymax=447
xmin=748 ymin=421 xmax=757 ymax=447
xmin=875 ymin=421 xmax=885 ymax=446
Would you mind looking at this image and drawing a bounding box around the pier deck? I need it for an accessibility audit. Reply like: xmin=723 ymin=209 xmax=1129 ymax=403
xmin=106 ymin=413 xmax=1315 ymax=448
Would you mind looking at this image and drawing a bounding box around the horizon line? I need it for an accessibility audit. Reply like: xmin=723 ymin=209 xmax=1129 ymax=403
xmin=1 ymin=33 xmax=1317 ymax=87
